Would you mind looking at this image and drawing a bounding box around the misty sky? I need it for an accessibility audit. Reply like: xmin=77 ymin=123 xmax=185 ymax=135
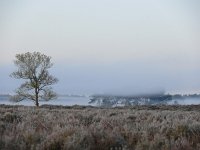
xmin=1 ymin=0 xmax=200 ymax=95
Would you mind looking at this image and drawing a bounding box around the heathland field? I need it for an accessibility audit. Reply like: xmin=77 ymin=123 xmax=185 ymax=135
xmin=0 ymin=105 xmax=200 ymax=150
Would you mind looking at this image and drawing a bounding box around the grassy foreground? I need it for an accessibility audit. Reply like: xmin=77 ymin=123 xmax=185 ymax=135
xmin=0 ymin=105 xmax=200 ymax=150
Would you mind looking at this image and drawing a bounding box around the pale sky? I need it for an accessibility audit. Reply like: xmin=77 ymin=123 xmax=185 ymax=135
xmin=1 ymin=0 xmax=200 ymax=94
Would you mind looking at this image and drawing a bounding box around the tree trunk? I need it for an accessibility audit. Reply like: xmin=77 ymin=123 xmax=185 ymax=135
xmin=36 ymin=98 xmax=39 ymax=107
xmin=35 ymin=88 xmax=39 ymax=107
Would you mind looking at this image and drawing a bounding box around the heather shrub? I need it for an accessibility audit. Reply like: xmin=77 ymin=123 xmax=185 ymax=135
xmin=0 ymin=105 xmax=200 ymax=150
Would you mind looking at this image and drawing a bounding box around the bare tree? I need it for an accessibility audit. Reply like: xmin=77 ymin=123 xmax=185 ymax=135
xmin=10 ymin=52 xmax=58 ymax=106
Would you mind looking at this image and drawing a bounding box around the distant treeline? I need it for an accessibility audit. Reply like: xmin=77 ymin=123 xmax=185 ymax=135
xmin=89 ymin=93 xmax=200 ymax=107
xmin=173 ymin=94 xmax=200 ymax=99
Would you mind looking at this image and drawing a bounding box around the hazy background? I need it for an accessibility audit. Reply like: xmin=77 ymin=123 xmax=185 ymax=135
xmin=1 ymin=0 xmax=200 ymax=95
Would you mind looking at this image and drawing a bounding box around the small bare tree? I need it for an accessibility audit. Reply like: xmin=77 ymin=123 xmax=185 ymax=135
xmin=10 ymin=52 xmax=58 ymax=106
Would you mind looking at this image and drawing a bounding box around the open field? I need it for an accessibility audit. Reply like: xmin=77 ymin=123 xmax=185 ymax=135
xmin=0 ymin=105 xmax=200 ymax=150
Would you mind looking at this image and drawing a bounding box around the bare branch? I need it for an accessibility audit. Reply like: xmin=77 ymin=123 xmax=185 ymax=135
xmin=39 ymin=87 xmax=57 ymax=101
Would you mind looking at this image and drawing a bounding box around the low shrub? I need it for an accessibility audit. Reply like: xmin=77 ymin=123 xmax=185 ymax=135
xmin=0 ymin=105 xmax=200 ymax=150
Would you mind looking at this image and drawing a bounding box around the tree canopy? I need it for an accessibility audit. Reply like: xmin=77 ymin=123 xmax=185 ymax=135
xmin=10 ymin=52 xmax=58 ymax=106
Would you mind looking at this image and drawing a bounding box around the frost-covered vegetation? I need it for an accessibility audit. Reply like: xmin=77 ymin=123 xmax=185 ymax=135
xmin=89 ymin=94 xmax=172 ymax=106
xmin=0 ymin=105 xmax=200 ymax=150
xmin=89 ymin=94 xmax=200 ymax=107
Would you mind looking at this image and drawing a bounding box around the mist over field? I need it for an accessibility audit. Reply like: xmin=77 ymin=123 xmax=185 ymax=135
xmin=1 ymin=0 xmax=200 ymax=97
xmin=1 ymin=63 xmax=200 ymax=96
